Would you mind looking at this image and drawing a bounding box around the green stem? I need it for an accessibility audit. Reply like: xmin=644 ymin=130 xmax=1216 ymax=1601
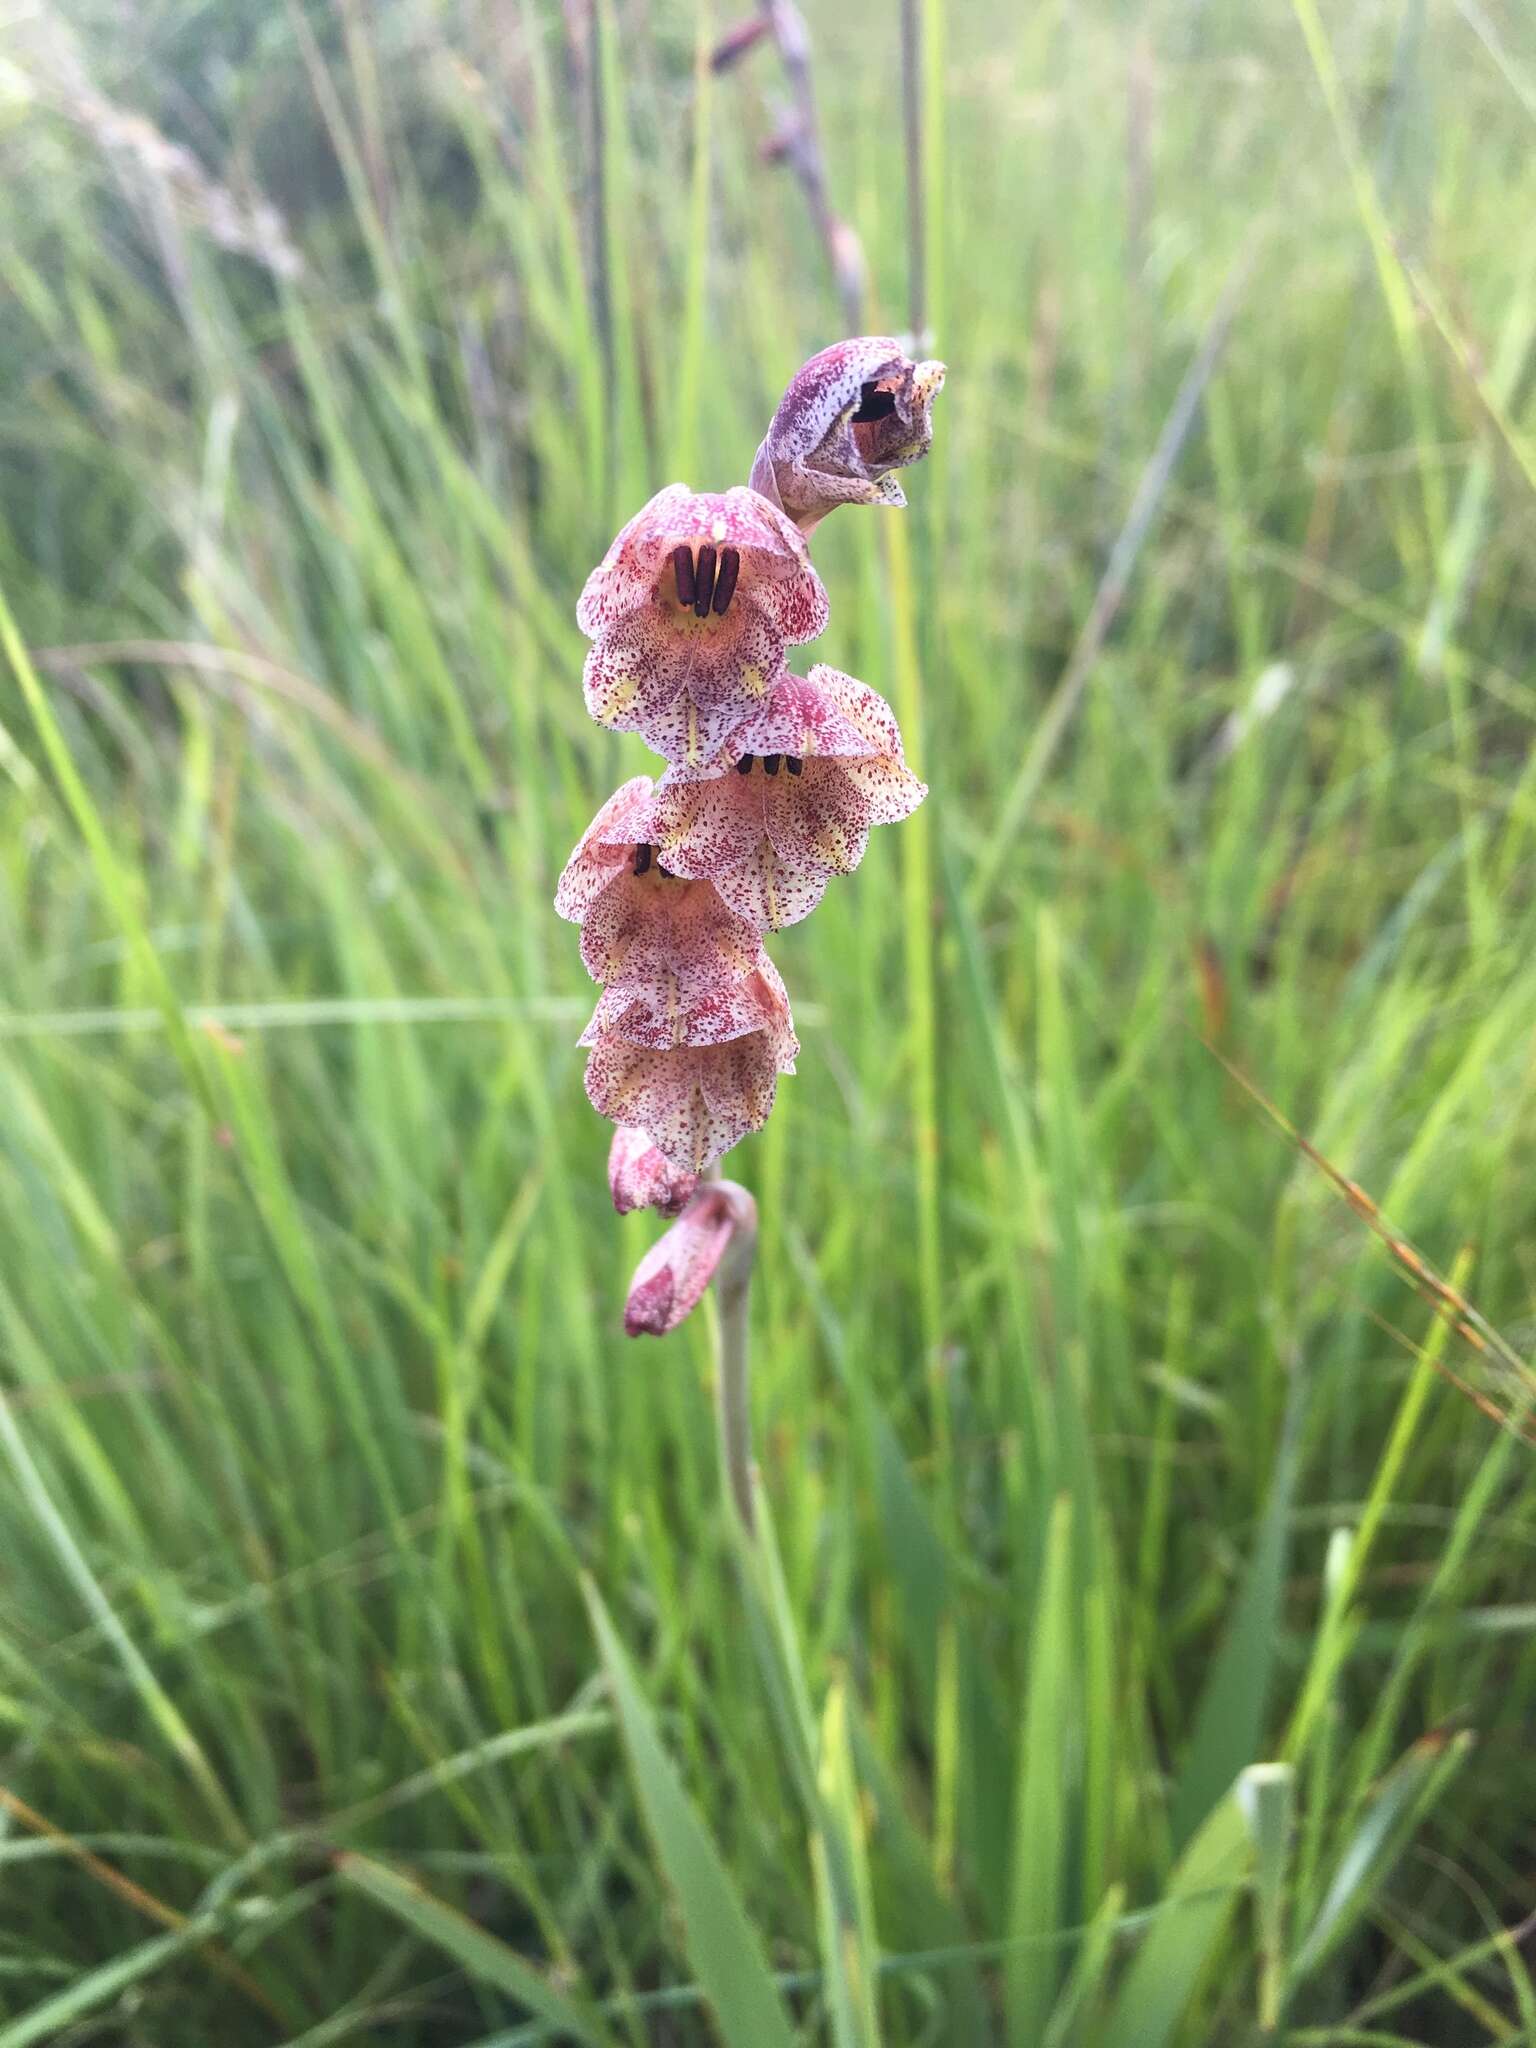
xmin=707 ymin=1168 xmax=759 ymax=1535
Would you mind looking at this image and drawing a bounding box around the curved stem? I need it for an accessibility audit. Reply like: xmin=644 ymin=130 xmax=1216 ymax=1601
xmin=708 ymin=1170 xmax=759 ymax=1535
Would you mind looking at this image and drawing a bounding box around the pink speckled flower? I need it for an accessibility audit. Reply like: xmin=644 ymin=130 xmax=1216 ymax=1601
xmin=650 ymin=664 xmax=927 ymax=930
xmin=582 ymin=957 xmax=798 ymax=1173
xmin=623 ymin=1181 xmax=756 ymax=1337
xmin=577 ymin=485 xmax=830 ymax=769
xmin=749 ymin=338 xmax=946 ymax=533
xmin=608 ymin=1126 xmax=699 ymax=1218
xmin=555 ymin=777 xmax=762 ymax=1033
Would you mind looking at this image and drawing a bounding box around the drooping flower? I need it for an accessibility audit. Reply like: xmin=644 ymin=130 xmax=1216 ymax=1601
xmin=749 ymin=337 xmax=946 ymax=532
xmin=623 ymin=1181 xmax=756 ymax=1337
xmin=650 ymin=664 xmax=927 ymax=930
xmin=608 ymin=1125 xmax=699 ymax=1217
xmin=555 ymin=776 xmax=763 ymax=1033
xmin=577 ymin=485 xmax=829 ymax=769
xmin=582 ymin=957 xmax=798 ymax=1173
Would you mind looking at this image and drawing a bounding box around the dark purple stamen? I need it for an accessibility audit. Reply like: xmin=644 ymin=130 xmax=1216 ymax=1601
xmin=786 ymin=755 xmax=803 ymax=775
xmin=763 ymin=754 xmax=781 ymax=776
xmin=672 ymin=546 xmax=696 ymax=609
xmin=736 ymin=754 xmax=754 ymax=774
xmin=633 ymin=843 xmax=653 ymax=876
xmin=712 ymin=546 xmax=740 ymax=615
xmin=693 ymin=543 xmax=717 ymax=617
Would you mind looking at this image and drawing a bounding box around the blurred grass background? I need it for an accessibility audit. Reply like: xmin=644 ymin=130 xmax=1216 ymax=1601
xmin=3 ymin=0 xmax=1536 ymax=2040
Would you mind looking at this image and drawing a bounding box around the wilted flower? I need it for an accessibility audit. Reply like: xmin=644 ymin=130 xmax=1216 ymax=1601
xmin=577 ymin=485 xmax=829 ymax=768
xmin=608 ymin=1125 xmax=699 ymax=1217
xmin=650 ymin=664 xmax=927 ymax=929
xmin=749 ymin=337 xmax=945 ymax=532
xmin=582 ymin=957 xmax=798 ymax=1173
xmin=623 ymin=1181 xmax=756 ymax=1337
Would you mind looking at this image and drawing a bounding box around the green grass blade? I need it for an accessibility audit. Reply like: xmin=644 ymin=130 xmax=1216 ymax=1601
xmin=1005 ymin=1495 xmax=1075 ymax=2047
xmin=1290 ymin=1731 xmax=1475 ymax=1985
xmin=1098 ymin=1787 xmax=1254 ymax=2048
xmin=334 ymin=1853 xmax=614 ymax=2046
xmin=1169 ymin=1385 xmax=1303 ymax=1849
xmin=0 ymin=1929 xmax=202 ymax=2048
xmin=582 ymin=1577 xmax=800 ymax=2048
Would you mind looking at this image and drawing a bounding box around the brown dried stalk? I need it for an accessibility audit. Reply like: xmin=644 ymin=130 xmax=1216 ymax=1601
xmin=713 ymin=1 xmax=865 ymax=330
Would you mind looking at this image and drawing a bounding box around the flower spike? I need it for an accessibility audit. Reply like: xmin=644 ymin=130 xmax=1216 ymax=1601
xmin=560 ymin=338 xmax=942 ymax=1348
xmin=749 ymin=337 xmax=945 ymax=533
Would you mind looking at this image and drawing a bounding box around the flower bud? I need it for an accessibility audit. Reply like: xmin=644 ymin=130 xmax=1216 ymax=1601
xmin=623 ymin=1184 xmax=756 ymax=1337
xmin=608 ymin=1125 xmax=699 ymax=1217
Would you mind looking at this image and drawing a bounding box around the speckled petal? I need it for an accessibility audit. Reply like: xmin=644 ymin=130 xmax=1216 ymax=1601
xmin=576 ymin=483 xmax=695 ymax=636
xmin=835 ymin=753 xmax=928 ymax=825
xmin=583 ymin=1035 xmax=780 ymax=1173
xmin=739 ymin=955 xmax=798 ymax=1069
xmin=578 ymin=872 xmax=761 ymax=996
xmin=580 ymin=965 xmax=780 ymax=1050
xmin=582 ymin=607 xmax=681 ymax=736
xmin=748 ymin=562 xmax=830 ymax=644
xmin=809 ymin=663 xmax=913 ymax=759
xmin=553 ymin=776 xmax=656 ymax=923
xmin=584 ymin=603 xmax=783 ymax=769
xmin=710 ymin=844 xmax=829 ymax=931
xmin=651 ymin=773 xmax=768 ymax=877
xmin=683 ymin=600 xmax=786 ymax=711
xmin=696 ymin=1035 xmax=784 ymax=1141
xmin=715 ymin=668 xmax=872 ymax=764
xmin=763 ymin=760 xmax=870 ymax=879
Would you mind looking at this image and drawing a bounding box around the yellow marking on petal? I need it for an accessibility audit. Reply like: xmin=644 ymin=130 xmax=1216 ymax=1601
xmin=763 ymin=855 xmax=780 ymax=929
xmin=710 ymin=518 xmax=727 ymax=544
xmin=741 ymin=663 xmax=767 ymax=698
xmin=815 ymin=821 xmax=850 ymax=865
xmin=799 ymin=724 xmax=817 ymax=755
xmin=685 ymin=701 xmax=701 ymax=766
xmin=605 ymin=673 xmax=641 ymax=716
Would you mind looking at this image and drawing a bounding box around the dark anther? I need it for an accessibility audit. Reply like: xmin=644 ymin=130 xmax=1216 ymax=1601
xmin=851 ymin=382 xmax=898 ymax=423
xmin=672 ymin=546 xmax=696 ymax=608
xmin=633 ymin=843 xmax=653 ymax=876
xmin=786 ymin=755 xmax=803 ymax=775
xmin=693 ymin=543 xmax=717 ymax=617
xmin=763 ymin=754 xmax=782 ymax=776
xmin=736 ymin=754 xmax=754 ymax=774
xmin=712 ymin=546 xmax=740 ymax=615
